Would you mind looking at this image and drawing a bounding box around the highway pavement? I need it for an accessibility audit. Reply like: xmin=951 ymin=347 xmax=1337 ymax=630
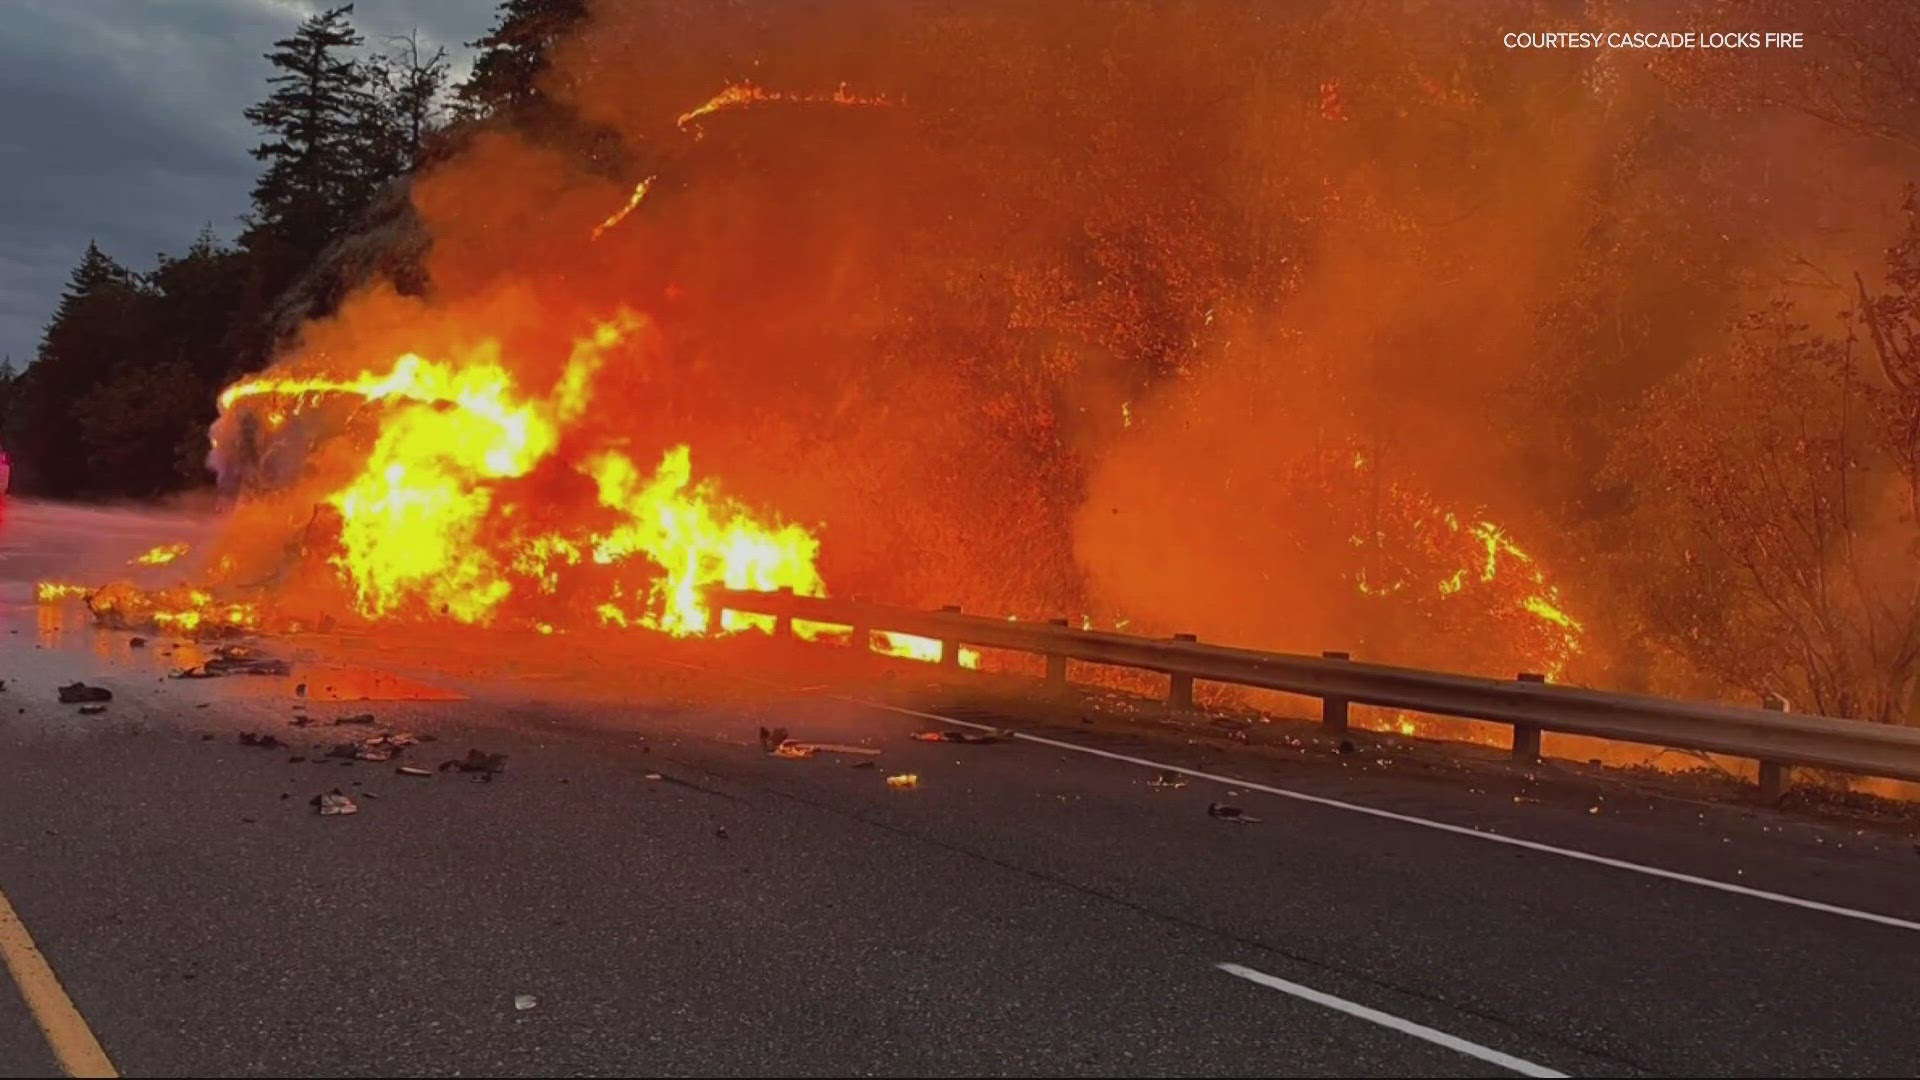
xmin=2 ymin=501 xmax=1918 ymax=1077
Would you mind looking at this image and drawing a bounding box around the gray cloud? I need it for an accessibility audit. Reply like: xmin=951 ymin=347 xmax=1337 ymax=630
xmin=0 ymin=0 xmax=494 ymax=367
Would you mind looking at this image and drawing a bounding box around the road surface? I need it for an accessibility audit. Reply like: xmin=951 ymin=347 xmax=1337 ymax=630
xmin=1 ymin=500 xmax=1917 ymax=1077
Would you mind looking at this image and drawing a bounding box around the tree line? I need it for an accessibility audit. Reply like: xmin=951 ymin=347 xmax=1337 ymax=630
xmin=0 ymin=0 xmax=584 ymax=499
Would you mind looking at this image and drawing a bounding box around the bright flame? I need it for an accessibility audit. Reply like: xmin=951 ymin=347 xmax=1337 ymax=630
xmin=591 ymin=175 xmax=655 ymax=241
xmin=132 ymin=542 xmax=189 ymax=567
xmin=36 ymin=582 xmax=91 ymax=602
xmin=676 ymin=80 xmax=894 ymax=131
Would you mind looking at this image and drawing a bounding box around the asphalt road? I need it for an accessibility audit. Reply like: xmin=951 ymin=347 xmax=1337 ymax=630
xmin=3 ymin=500 xmax=1920 ymax=1077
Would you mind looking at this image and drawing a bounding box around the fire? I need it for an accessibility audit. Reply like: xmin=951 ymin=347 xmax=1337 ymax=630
xmin=132 ymin=542 xmax=189 ymax=567
xmin=36 ymin=582 xmax=91 ymax=602
xmin=1346 ymin=453 xmax=1583 ymax=679
xmin=874 ymin=631 xmax=981 ymax=669
xmin=86 ymin=582 xmax=258 ymax=635
xmin=591 ymin=175 xmax=655 ymax=241
xmin=675 ymin=80 xmax=893 ymax=132
xmin=214 ymin=313 xmax=823 ymax=636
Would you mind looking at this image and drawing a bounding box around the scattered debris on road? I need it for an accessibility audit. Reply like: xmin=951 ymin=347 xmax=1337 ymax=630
xmin=238 ymin=731 xmax=285 ymax=749
xmin=886 ymin=773 xmax=920 ymax=790
xmin=851 ymin=760 xmax=877 ymax=769
xmin=1148 ymin=771 xmax=1188 ymax=790
xmin=57 ymin=682 xmax=111 ymax=703
xmin=129 ymin=636 xmax=147 ymax=648
xmin=1207 ymin=802 xmax=1259 ymax=822
xmin=397 ymin=766 xmax=433 ymax=777
xmin=645 ymin=772 xmax=663 ymax=781
xmin=203 ymin=644 xmax=292 ymax=677
xmin=311 ymin=790 xmax=358 ymax=815
xmin=715 ymin=826 xmax=730 ymax=839
xmin=911 ymin=729 xmax=1010 ymax=744
xmin=441 ymin=749 xmax=507 ymax=779
xmin=773 ymin=740 xmax=816 ymax=759
xmin=514 ymin=995 xmax=538 ymax=1011
xmin=77 ymin=704 xmax=107 ymax=715
xmin=758 ymin=725 xmax=789 ymax=752
xmin=329 ymin=733 xmax=416 ymax=762
xmin=333 ymin=713 xmax=377 ymax=726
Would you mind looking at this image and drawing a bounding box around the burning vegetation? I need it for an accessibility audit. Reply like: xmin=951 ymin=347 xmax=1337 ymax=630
xmin=29 ymin=0 xmax=1920 ymax=722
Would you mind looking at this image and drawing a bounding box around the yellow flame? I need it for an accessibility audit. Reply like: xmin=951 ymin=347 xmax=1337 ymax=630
xmin=591 ymin=175 xmax=655 ymax=241
xmin=132 ymin=542 xmax=189 ymax=567
xmin=35 ymin=582 xmax=91 ymax=602
xmin=676 ymin=80 xmax=893 ymax=131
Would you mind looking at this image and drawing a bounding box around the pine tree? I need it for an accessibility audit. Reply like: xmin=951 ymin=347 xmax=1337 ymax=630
xmin=455 ymin=0 xmax=588 ymax=120
xmin=4 ymin=243 xmax=151 ymax=496
xmin=243 ymin=5 xmax=369 ymax=252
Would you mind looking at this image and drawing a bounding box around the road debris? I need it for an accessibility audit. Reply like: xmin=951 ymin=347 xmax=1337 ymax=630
xmin=911 ymin=729 xmax=1010 ymax=744
xmin=1148 ymin=771 xmax=1188 ymax=790
xmin=311 ymin=790 xmax=358 ymax=816
xmin=792 ymin=741 xmax=880 ymax=756
xmin=886 ymin=773 xmax=919 ymax=790
xmin=773 ymin=740 xmax=816 ymax=759
xmin=851 ymin=760 xmax=877 ymax=769
xmin=758 ymin=725 xmax=789 ymax=752
xmin=129 ymin=636 xmax=147 ymax=648
xmin=440 ymin=749 xmax=507 ymax=779
xmin=202 ymin=644 xmax=292 ymax=677
xmin=77 ymin=704 xmax=107 ymax=715
xmin=1207 ymin=802 xmax=1259 ymax=822
xmin=57 ymin=682 xmax=111 ymax=703
xmin=329 ymin=733 xmax=416 ymax=762
xmin=645 ymin=772 xmax=663 ymax=781
xmin=333 ymin=713 xmax=377 ymax=726
xmin=238 ymin=731 xmax=285 ymax=749
xmin=397 ymin=766 xmax=432 ymax=777
xmin=715 ymin=826 xmax=729 ymax=839
xmin=514 ymin=995 xmax=538 ymax=1011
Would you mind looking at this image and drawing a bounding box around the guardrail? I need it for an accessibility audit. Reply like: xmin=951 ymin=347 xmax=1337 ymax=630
xmin=707 ymin=587 xmax=1920 ymax=797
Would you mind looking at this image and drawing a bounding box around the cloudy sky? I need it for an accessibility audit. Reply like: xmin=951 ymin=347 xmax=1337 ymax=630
xmin=0 ymin=0 xmax=497 ymax=368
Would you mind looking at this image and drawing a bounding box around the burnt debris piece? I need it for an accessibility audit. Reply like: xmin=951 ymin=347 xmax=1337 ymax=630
xmin=440 ymin=749 xmax=507 ymax=779
xmin=1207 ymin=802 xmax=1259 ymax=823
xmin=173 ymin=644 xmax=292 ymax=679
xmin=238 ymin=731 xmax=285 ymax=749
xmin=77 ymin=704 xmax=107 ymax=716
xmin=329 ymin=733 xmax=417 ymax=762
xmin=911 ymin=729 xmax=1010 ymax=744
xmin=758 ymin=726 xmax=789 ymax=752
xmin=58 ymin=682 xmax=112 ymax=703
xmin=311 ymin=790 xmax=358 ymax=816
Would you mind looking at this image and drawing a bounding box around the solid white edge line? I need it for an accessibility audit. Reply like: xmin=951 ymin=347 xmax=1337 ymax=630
xmin=839 ymin=695 xmax=1920 ymax=934
xmin=1216 ymin=962 xmax=1569 ymax=1078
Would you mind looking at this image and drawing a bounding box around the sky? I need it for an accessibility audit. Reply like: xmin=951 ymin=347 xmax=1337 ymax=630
xmin=0 ymin=0 xmax=497 ymax=369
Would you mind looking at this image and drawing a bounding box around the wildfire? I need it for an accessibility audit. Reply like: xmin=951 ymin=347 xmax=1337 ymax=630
xmin=1345 ymin=453 xmax=1584 ymax=680
xmin=675 ymin=80 xmax=893 ymax=132
xmin=591 ymin=175 xmax=655 ymax=241
xmin=131 ymin=542 xmax=189 ymax=567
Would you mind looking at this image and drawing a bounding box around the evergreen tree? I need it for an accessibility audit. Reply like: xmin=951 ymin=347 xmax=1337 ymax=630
xmin=5 ymin=244 xmax=151 ymax=496
xmin=455 ymin=0 xmax=587 ymax=120
xmin=243 ymin=5 xmax=369 ymax=252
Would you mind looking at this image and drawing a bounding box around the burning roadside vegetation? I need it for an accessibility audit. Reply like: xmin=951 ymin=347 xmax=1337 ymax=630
xmin=32 ymin=0 xmax=1920 ymax=754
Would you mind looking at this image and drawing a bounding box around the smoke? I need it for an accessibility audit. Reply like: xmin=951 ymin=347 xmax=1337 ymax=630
xmin=213 ymin=0 xmax=1919 ymax=684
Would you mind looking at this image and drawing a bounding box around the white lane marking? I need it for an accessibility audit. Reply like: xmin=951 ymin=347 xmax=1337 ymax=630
xmin=1216 ymin=962 xmax=1568 ymax=1078
xmin=843 ymin=696 xmax=1920 ymax=934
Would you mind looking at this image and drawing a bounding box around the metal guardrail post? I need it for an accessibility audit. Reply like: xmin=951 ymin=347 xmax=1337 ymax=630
xmin=940 ymin=605 xmax=962 ymax=667
xmin=1321 ymin=651 xmax=1350 ymax=731
xmin=773 ymin=586 xmax=794 ymax=638
xmin=848 ymin=594 xmax=869 ymax=654
xmin=1512 ymin=672 xmax=1546 ymax=762
xmin=1759 ymin=695 xmax=1790 ymax=800
xmin=1168 ymin=634 xmax=1197 ymax=707
xmin=1045 ymin=619 xmax=1069 ymax=684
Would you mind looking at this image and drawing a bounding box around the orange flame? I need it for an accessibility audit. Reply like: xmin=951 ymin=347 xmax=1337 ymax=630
xmin=131 ymin=542 xmax=189 ymax=567
xmin=675 ymin=80 xmax=893 ymax=132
